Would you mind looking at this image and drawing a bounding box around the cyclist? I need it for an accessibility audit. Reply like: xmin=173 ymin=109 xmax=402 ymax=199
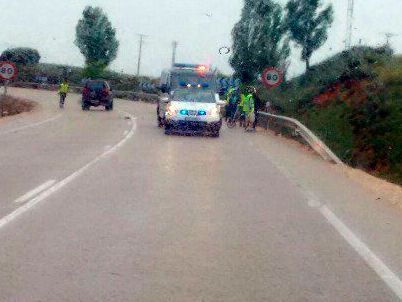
xmin=226 ymin=86 xmax=240 ymax=126
xmin=58 ymin=79 xmax=69 ymax=109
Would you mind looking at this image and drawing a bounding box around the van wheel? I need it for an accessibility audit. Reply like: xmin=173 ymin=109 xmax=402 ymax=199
xmin=212 ymin=131 xmax=220 ymax=138
xmin=82 ymin=103 xmax=90 ymax=111
xmin=105 ymin=101 xmax=113 ymax=111
xmin=164 ymin=125 xmax=172 ymax=135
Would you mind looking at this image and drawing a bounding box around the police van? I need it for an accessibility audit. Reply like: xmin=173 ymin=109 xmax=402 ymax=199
xmin=157 ymin=64 xmax=225 ymax=137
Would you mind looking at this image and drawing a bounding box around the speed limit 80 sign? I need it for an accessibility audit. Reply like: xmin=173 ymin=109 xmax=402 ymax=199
xmin=0 ymin=61 xmax=18 ymax=81
xmin=262 ymin=67 xmax=283 ymax=89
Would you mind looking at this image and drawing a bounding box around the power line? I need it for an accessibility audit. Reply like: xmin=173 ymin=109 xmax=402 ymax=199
xmin=346 ymin=0 xmax=354 ymax=49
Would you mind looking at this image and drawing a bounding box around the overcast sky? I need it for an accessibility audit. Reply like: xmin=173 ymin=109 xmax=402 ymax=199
xmin=1 ymin=0 xmax=402 ymax=77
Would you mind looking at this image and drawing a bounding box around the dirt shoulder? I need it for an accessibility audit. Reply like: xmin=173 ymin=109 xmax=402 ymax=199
xmin=256 ymin=126 xmax=402 ymax=210
xmin=0 ymin=95 xmax=36 ymax=118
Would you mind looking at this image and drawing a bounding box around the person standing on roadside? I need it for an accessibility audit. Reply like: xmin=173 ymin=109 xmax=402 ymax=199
xmin=239 ymin=89 xmax=247 ymax=127
xmin=243 ymin=87 xmax=255 ymax=132
xmin=58 ymin=79 xmax=69 ymax=109
xmin=225 ymin=86 xmax=235 ymax=121
xmin=251 ymin=87 xmax=261 ymax=131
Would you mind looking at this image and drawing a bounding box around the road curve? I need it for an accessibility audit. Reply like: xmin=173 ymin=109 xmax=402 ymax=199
xmin=0 ymin=88 xmax=401 ymax=301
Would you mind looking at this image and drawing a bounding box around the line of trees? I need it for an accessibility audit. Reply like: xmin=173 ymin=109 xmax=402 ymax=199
xmin=1 ymin=6 xmax=119 ymax=80
xmin=230 ymin=0 xmax=334 ymax=83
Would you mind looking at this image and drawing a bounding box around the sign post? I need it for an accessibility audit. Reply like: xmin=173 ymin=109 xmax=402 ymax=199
xmin=262 ymin=67 xmax=283 ymax=89
xmin=0 ymin=61 xmax=18 ymax=116
xmin=0 ymin=61 xmax=18 ymax=96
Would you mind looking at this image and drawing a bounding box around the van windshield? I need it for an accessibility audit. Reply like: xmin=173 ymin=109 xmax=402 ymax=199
xmin=172 ymin=89 xmax=215 ymax=103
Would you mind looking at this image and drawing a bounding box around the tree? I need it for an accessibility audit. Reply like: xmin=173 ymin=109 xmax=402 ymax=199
xmin=0 ymin=47 xmax=40 ymax=65
xmin=286 ymin=0 xmax=333 ymax=71
xmin=230 ymin=0 xmax=289 ymax=83
xmin=75 ymin=6 xmax=119 ymax=76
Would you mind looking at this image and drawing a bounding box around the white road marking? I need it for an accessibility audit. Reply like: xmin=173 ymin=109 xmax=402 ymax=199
xmin=252 ymin=142 xmax=402 ymax=299
xmin=14 ymin=180 xmax=56 ymax=204
xmin=104 ymin=145 xmax=112 ymax=151
xmin=320 ymin=205 xmax=402 ymax=300
xmin=0 ymin=111 xmax=136 ymax=230
xmin=124 ymin=130 xmax=129 ymax=136
xmin=0 ymin=114 xmax=62 ymax=136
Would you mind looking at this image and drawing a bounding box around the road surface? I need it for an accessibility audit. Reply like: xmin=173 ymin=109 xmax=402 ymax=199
xmin=0 ymin=88 xmax=402 ymax=301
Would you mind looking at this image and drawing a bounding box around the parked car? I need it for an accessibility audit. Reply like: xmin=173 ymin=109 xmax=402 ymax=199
xmin=82 ymin=80 xmax=113 ymax=111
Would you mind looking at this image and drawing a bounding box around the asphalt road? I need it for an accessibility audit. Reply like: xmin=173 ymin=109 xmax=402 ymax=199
xmin=0 ymin=88 xmax=402 ymax=301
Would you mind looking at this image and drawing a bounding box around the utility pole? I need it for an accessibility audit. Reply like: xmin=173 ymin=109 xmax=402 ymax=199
xmin=136 ymin=34 xmax=146 ymax=76
xmin=346 ymin=0 xmax=354 ymax=49
xmin=171 ymin=41 xmax=178 ymax=67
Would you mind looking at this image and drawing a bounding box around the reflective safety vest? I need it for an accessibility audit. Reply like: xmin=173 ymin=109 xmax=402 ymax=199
xmin=59 ymin=83 xmax=69 ymax=94
xmin=243 ymin=94 xmax=255 ymax=114
xmin=239 ymin=94 xmax=246 ymax=111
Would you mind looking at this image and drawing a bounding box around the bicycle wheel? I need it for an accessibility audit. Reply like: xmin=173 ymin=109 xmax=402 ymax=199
xmin=227 ymin=118 xmax=236 ymax=128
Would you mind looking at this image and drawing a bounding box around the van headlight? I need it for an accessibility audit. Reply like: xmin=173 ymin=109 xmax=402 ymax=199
xmin=208 ymin=106 xmax=220 ymax=117
xmin=166 ymin=104 xmax=178 ymax=117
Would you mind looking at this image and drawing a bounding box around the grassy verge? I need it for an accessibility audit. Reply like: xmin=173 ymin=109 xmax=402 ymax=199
xmin=0 ymin=95 xmax=36 ymax=118
xmin=257 ymin=46 xmax=402 ymax=185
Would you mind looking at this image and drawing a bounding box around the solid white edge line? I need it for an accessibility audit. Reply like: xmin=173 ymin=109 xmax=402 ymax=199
xmin=14 ymin=180 xmax=56 ymax=203
xmin=0 ymin=114 xmax=62 ymax=136
xmin=0 ymin=111 xmax=136 ymax=230
xmin=320 ymin=205 xmax=402 ymax=300
xmin=253 ymin=139 xmax=402 ymax=299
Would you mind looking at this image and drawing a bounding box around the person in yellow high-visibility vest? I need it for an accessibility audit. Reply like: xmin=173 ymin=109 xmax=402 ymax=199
xmin=238 ymin=92 xmax=246 ymax=127
xmin=58 ymin=79 xmax=69 ymax=109
xmin=224 ymin=87 xmax=235 ymax=121
xmin=243 ymin=87 xmax=255 ymax=132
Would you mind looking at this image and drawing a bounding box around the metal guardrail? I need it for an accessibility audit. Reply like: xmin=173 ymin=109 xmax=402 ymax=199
xmin=257 ymin=111 xmax=343 ymax=165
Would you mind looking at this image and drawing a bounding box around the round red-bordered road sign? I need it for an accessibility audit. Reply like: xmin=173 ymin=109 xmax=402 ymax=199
xmin=262 ymin=67 xmax=283 ymax=88
xmin=0 ymin=61 xmax=18 ymax=81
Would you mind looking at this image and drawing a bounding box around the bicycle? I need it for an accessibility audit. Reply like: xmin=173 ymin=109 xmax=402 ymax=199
xmin=59 ymin=92 xmax=67 ymax=109
xmin=226 ymin=107 xmax=241 ymax=128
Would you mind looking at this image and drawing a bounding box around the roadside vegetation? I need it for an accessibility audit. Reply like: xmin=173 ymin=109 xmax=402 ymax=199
xmin=0 ymin=95 xmax=36 ymax=118
xmin=0 ymin=6 xmax=150 ymax=92
xmin=261 ymin=46 xmax=402 ymax=184
xmin=230 ymin=0 xmax=401 ymax=185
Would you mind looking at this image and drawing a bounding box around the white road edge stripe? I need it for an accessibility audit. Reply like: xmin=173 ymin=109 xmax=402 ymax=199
xmin=0 ymin=114 xmax=62 ymax=136
xmin=320 ymin=205 xmax=402 ymax=300
xmin=252 ymin=141 xmax=402 ymax=300
xmin=0 ymin=111 xmax=136 ymax=230
xmin=14 ymin=180 xmax=56 ymax=203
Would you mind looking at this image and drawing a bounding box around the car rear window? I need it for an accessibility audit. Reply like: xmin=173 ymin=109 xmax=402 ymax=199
xmin=87 ymin=81 xmax=105 ymax=90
